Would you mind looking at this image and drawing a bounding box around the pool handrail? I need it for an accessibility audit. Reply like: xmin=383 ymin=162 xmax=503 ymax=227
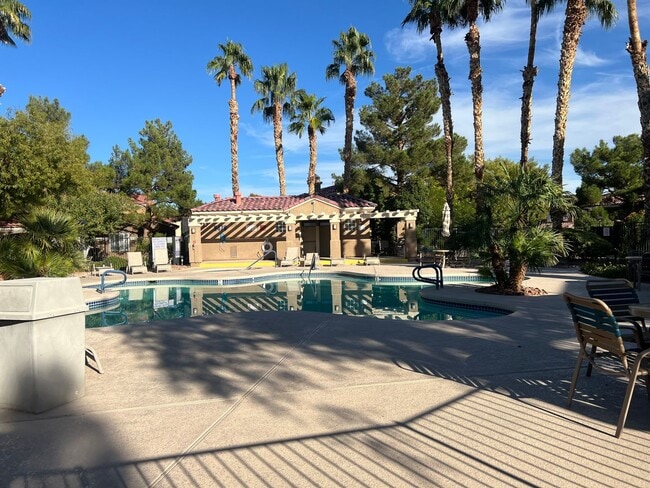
xmin=97 ymin=269 xmax=127 ymax=294
xmin=412 ymin=264 xmax=444 ymax=289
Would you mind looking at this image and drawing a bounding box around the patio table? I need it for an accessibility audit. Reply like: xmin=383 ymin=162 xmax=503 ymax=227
xmin=628 ymin=304 xmax=650 ymax=319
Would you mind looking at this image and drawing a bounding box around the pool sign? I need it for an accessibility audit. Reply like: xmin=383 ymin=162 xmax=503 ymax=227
xmin=151 ymin=237 xmax=167 ymax=251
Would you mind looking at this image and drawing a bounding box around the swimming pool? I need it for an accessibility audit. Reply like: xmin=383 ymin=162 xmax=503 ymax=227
xmin=85 ymin=278 xmax=508 ymax=327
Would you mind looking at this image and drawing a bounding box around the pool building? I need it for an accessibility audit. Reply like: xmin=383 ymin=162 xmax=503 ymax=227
xmin=182 ymin=188 xmax=419 ymax=266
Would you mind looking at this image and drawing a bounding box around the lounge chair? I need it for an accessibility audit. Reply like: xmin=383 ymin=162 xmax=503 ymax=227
xmin=126 ymin=251 xmax=147 ymax=274
xmin=279 ymin=246 xmax=302 ymax=267
xmin=563 ymin=292 xmax=650 ymax=438
xmin=153 ymin=248 xmax=172 ymax=272
xmin=586 ymin=278 xmax=648 ymax=347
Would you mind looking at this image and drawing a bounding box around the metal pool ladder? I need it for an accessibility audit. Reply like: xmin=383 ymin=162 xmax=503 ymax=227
xmin=412 ymin=264 xmax=444 ymax=289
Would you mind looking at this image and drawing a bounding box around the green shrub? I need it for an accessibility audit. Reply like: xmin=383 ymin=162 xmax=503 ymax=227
xmin=562 ymin=229 xmax=615 ymax=261
xmin=579 ymin=261 xmax=627 ymax=279
xmin=103 ymin=255 xmax=127 ymax=271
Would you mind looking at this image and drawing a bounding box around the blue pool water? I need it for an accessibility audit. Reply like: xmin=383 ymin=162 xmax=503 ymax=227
xmin=85 ymin=278 xmax=508 ymax=328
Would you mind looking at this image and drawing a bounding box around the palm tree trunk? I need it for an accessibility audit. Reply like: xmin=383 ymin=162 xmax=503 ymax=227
xmin=273 ymin=102 xmax=286 ymax=196
xmin=229 ymin=69 xmax=240 ymax=196
xmin=520 ymin=0 xmax=539 ymax=169
xmin=507 ymin=262 xmax=528 ymax=294
xmin=343 ymin=71 xmax=357 ymax=194
xmin=431 ymin=11 xmax=455 ymax=218
xmin=307 ymin=126 xmax=317 ymax=195
xmin=229 ymin=99 xmax=240 ymax=196
xmin=626 ymin=0 xmax=650 ymax=229
xmin=551 ymin=0 xmax=587 ymax=228
xmin=466 ymin=23 xmax=485 ymax=207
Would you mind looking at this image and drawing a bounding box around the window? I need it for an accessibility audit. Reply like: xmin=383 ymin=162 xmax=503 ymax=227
xmin=343 ymin=220 xmax=357 ymax=232
xmin=276 ymin=222 xmax=286 ymax=233
xmin=109 ymin=231 xmax=131 ymax=253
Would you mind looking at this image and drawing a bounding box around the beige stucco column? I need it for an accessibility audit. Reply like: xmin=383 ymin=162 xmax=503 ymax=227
xmin=404 ymin=218 xmax=418 ymax=261
xmin=188 ymin=224 xmax=203 ymax=266
xmin=276 ymin=219 xmax=298 ymax=258
xmin=330 ymin=219 xmax=342 ymax=259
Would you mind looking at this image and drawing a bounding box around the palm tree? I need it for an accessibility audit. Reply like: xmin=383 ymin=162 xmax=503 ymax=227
xmin=251 ymin=63 xmax=297 ymax=196
xmin=550 ymin=0 xmax=616 ymax=228
xmin=326 ymin=27 xmax=375 ymax=194
xmin=625 ymin=0 xmax=650 ymax=228
xmin=288 ymin=90 xmax=335 ymax=195
xmin=455 ymin=163 xmax=573 ymax=293
xmin=206 ymin=40 xmax=253 ymax=197
xmin=0 ymin=207 xmax=81 ymax=279
xmin=520 ymin=0 xmax=559 ymax=168
xmin=456 ymin=0 xmax=504 ymax=189
xmin=0 ymin=0 xmax=31 ymax=47
xmin=403 ymin=0 xmax=456 ymax=221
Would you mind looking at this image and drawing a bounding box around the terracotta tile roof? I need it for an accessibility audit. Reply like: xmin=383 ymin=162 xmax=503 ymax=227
xmin=193 ymin=193 xmax=376 ymax=213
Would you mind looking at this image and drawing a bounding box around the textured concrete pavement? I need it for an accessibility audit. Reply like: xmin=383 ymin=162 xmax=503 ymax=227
xmin=2 ymin=267 xmax=650 ymax=487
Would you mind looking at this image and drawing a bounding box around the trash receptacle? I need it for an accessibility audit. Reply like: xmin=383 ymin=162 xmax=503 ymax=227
xmin=0 ymin=277 xmax=88 ymax=413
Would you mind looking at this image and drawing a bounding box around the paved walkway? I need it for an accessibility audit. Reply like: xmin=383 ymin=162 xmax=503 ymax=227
xmin=2 ymin=266 xmax=650 ymax=487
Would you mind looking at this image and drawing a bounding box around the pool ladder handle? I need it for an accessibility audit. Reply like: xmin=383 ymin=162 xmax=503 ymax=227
xmin=412 ymin=263 xmax=444 ymax=289
xmin=96 ymin=269 xmax=128 ymax=294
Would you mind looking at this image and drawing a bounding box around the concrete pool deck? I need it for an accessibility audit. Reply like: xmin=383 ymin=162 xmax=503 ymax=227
xmin=2 ymin=265 xmax=650 ymax=487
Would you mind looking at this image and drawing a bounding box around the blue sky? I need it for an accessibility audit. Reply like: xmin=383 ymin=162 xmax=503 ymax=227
xmin=3 ymin=0 xmax=648 ymax=203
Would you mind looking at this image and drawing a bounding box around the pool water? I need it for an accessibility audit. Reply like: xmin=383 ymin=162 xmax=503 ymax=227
xmin=85 ymin=278 xmax=507 ymax=328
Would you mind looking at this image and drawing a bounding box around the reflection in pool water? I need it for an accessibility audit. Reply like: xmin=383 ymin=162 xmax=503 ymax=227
xmin=85 ymin=278 xmax=507 ymax=328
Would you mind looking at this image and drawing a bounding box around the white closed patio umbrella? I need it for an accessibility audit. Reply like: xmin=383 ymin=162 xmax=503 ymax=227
xmin=442 ymin=201 xmax=451 ymax=237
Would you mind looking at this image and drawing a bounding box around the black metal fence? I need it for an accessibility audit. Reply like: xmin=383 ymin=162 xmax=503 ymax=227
xmin=592 ymin=222 xmax=650 ymax=256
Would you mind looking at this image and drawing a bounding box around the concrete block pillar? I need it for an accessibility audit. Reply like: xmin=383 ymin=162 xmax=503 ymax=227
xmin=330 ymin=220 xmax=342 ymax=259
xmin=188 ymin=224 xmax=203 ymax=266
xmin=404 ymin=219 xmax=418 ymax=261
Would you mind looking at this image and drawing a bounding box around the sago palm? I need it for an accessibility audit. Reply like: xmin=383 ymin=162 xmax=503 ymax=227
xmin=326 ymin=27 xmax=375 ymax=194
xmin=251 ymin=63 xmax=297 ymax=196
xmin=288 ymin=90 xmax=335 ymax=195
xmin=207 ymin=40 xmax=253 ymax=196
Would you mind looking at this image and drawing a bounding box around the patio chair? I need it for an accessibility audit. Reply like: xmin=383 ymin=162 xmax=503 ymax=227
xmin=586 ymin=279 xmax=648 ymax=347
xmin=279 ymin=246 xmax=302 ymax=267
xmin=153 ymin=248 xmax=172 ymax=272
xmin=126 ymin=251 xmax=147 ymax=274
xmin=563 ymin=292 xmax=650 ymax=437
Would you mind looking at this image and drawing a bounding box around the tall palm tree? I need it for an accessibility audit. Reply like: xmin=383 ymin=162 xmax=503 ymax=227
xmin=0 ymin=0 xmax=31 ymax=47
xmin=288 ymin=90 xmax=335 ymax=195
xmin=457 ymin=0 xmax=504 ymax=188
xmin=326 ymin=27 xmax=375 ymax=194
xmin=550 ymin=0 xmax=616 ymax=228
xmin=520 ymin=0 xmax=559 ymax=168
xmin=625 ymin=0 xmax=650 ymax=228
xmin=207 ymin=41 xmax=253 ymax=197
xmin=403 ymin=0 xmax=456 ymax=220
xmin=251 ymin=63 xmax=297 ymax=196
